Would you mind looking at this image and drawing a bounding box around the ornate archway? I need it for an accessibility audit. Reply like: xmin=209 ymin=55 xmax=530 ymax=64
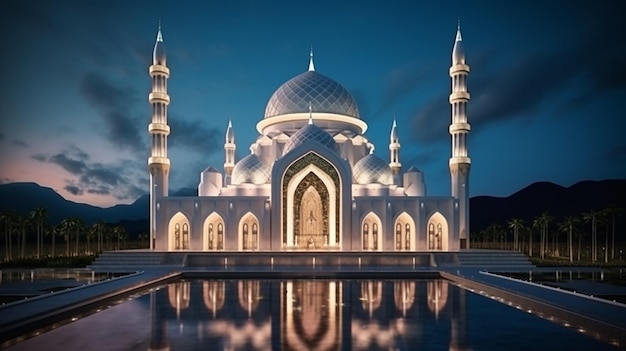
xmin=168 ymin=212 xmax=190 ymax=251
xmin=239 ymin=212 xmax=259 ymax=251
xmin=203 ymin=212 xmax=225 ymax=251
xmin=282 ymin=153 xmax=341 ymax=250
xmin=394 ymin=212 xmax=415 ymax=251
xmin=361 ymin=212 xmax=382 ymax=251
xmin=427 ymin=211 xmax=449 ymax=251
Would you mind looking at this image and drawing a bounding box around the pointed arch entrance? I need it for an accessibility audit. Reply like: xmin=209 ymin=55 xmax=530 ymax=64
xmin=427 ymin=211 xmax=449 ymax=251
xmin=168 ymin=212 xmax=190 ymax=251
xmin=203 ymin=212 xmax=225 ymax=251
xmin=239 ymin=212 xmax=259 ymax=251
xmin=282 ymin=153 xmax=341 ymax=250
xmin=394 ymin=212 xmax=415 ymax=251
xmin=361 ymin=212 xmax=382 ymax=251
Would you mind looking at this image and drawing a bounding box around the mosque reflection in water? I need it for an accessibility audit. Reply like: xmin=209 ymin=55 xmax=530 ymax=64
xmin=148 ymin=279 xmax=470 ymax=350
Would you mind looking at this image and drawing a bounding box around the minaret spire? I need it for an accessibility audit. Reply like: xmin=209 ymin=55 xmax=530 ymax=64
xmin=449 ymin=21 xmax=471 ymax=249
xmin=308 ymin=47 xmax=315 ymax=72
xmin=148 ymin=22 xmax=171 ymax=250
xmin=389 ymin=117 xmax=401 ymax=175
xmin=224 ymin=119 xmax=236 ymax=176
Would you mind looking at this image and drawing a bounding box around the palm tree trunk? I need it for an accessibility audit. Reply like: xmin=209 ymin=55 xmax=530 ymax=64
xmin=66 ymin=235 xmax=70 ymax=257
xmin=75 ymin=230 xmax=79 ymax=256
xmin=568 ymin=226 xmax=573 ymax=263
xmin=529 ymin=230 xmax=533 ymax=257
xmin=577 ymin=232 xmax=582 ymax=261
xmin=21 ymin=227 xmax=26 ymax=258
xmin=612 ymin=213 xmax=616 ymax=260
xmin=52 ymin=233 xmax=55 ymax=257
xmin=605 ymin=225 xmax=609 ymax=264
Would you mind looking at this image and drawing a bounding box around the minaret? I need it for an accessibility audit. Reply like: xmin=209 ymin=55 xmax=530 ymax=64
xmin=389 ymin=118 xmax=401 ymax=175
xmin=148 ymin=23 xmax=171 ymax=250
xmin=224 ymin=120 xmax=236 ymax=176
xmin=449 ymin=21 xmax=471 ymax=249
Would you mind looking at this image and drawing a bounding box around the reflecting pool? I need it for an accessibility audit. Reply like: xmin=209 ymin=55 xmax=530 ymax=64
xmin=7 ymin=279 xmax=621 ymax=350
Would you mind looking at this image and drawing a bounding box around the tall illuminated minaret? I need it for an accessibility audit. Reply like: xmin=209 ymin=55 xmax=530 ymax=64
xmin=224 ymin=120 xmax=236 ymax=176
xmin=449 ymin=21 xmax=471 ymax=249
xmin=389 ymin=118 xmax=401 ymax=175
xmin=148 ymin=24 xmax=170 ymax=250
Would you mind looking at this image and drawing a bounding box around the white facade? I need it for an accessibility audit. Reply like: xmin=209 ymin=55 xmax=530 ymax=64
xmin=149 ymin=25 xmax=471 ymax=252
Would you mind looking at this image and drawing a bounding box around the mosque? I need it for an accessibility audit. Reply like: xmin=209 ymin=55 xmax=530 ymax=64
xmin=147 ymin=24 xmax=471 ymax=252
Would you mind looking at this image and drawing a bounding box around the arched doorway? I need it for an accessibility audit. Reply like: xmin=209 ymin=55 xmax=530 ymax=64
xmin=168 ymin=212 xmax=190 ymax=251
xmin=427 ymin=212 xmax=449 ymax=251
xmin=361 ymin=212 xmax=382 ymax=251
xmin=283 ymin=153 xmax=341 ymax=250
xmin=394 ymin=212 xmax=415 ymax=251
xmin=239 ymin=212 xmax=259 ymax=251
xmin=203 ymin=212 xmax=225 ymax=251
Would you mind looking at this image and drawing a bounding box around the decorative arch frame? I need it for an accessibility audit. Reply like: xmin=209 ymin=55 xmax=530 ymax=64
xmin=203 ymin=212 xmax=225 ymax=251
xmin=168 ymin=211 xmax=190 ymax=251
xmin=282 ymin=153 xmax=341 ymax=250
xmin=361 ymin=211 xmax=382 ymax=251
xmin=394 ymin=212 xmax=416 ymax=251
xmin=238 ymin=212 xmax=259 ymax=251
xmin=426 ymin=211 xmax=449 ymax=251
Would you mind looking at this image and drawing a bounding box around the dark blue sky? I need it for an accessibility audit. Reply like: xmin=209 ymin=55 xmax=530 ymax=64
xmin=0 ymin=0 xmax=624 ymax=207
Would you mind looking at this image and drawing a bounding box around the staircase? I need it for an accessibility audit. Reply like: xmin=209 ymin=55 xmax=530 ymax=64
xmin=456 ymin=250 xmax=535 ymax=271
xmin=87 ymin=251 xmax=167 ymax=272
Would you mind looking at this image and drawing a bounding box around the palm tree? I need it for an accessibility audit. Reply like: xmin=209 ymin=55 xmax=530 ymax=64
xmin=508 ymin=218 xmax=524 ymax=251
xmin=15 ymin=215 xmax=30 ymax=259
xmin=559 ymin=216 xmax=579 ymax=263
xmin=583 ymin=210 xmax=600 ymax=262
xmin=113 ymin=226 xmax=126 ymax=251
xmin=93 ymin=221 xmax=107 ymax=253
xmin=532 ymin=215 xmax=545 ymax=259
xmin=139 ymin=233 xmax=149 ymax=248
xmin=60 ymin=218 xmax=73 ymax=257
xmin=47 ymin=224 xmax=60 ymax=257
xmin=604 ymin=207 xmax=623 ymax=261
xmin=71 ymin=217 xmax=85 ymax=256
xmin=0 ymin=210 xmax=16 ymax=261
xmin=29 ymin=207 xmax=50 ymax=258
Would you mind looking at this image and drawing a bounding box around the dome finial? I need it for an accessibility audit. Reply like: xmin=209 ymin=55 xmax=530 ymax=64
xmin=456 ymin=18 xmax=462 ymax=42
xmin=308 ymin=101 xmax=313 ymax=124
xmin=157 ymin=19 xmax=163 ymax=42
xmin=308 ymin=46 xmax=315 ymax=72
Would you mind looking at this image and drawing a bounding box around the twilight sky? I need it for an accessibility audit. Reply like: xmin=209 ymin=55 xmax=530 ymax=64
xmin=1 ymin=0 xmax=624 ymax=207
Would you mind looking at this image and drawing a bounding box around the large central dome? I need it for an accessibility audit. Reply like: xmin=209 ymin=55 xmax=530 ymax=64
xmin=264 ymin=71 xmax=360 ymax=119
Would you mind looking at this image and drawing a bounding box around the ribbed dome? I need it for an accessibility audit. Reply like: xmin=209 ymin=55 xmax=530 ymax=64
xmin=231 ymin=154 xmax=270 ymax=185
xmin=283 ymin=123 xmax=339 ymax=156
xmin=353 ymin=154 xmax=393 ymax=185
xmin=264 ymin=71 xmax=360 ymax=119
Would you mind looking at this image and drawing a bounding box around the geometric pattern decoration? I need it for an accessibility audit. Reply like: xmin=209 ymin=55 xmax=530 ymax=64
xmin=231 ymin=154 xmax=271 ymax=185
xmin=353 ymin=154 xmax=393 ymax=185
xmin=264 ymin=71 xmax=360 ymax=119
xmin=283 ymin=123 xmax=340 ymax=156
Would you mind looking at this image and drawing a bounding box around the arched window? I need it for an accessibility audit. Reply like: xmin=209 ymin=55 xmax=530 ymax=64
xmin=175 ymin=223 xmax=181 ymax=250
xmin=396 ymin=223 xmax=402 ymax=250
xmin=428 ymin=223 xmax=435 ymax=250
xmin=252 ymin=223 xmax=258 ymax=250
xmin=363 ymin=223 xmax=369 ymax=250
xmin=217 ymin=223 xmax=224 ymax=250
xmin=372 ymin=223 xmax=378 ymax=250
xmin=405 ymin=223 xmax=410 ymax=250
xmin=437 ymin=223 xmax=443 ymax=250
xmin=208 ymin=223 xmax=214 ymax=250
xmin=182 ymin=223 xmax=189 ymax=249
xmin=243 ymin=224 xmax=249 ymax=250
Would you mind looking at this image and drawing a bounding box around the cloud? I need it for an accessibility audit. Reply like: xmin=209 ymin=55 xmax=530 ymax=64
xmin=64 ymin=184 xmax=83 ymax=196
xmin=35 ymin=146 xmax=146 ymax=202
xmin=168 ymin=116 xmax=222 ymax=155
xmin=11 ymin=140 xmax=28 ymax=148
xmin=377 ymin=62 xmax=434 ymax=115
xmin=49 ymin=153 xmax=88 ymax=174
xmin=79 ymin=72 xmax=144 ymax=153
xmin=0 ymin=132 xmax=4 ymax=141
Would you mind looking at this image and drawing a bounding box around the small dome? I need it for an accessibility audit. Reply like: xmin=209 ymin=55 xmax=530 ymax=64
xmin=265 ymin=71 xmax=360 ymax=119
xmin=283 ymin=123 xmax=339 ymax=156
xmin=353 ymin=154 xmax=393 ymax=185
xmin=231 ymin=154 xmax=270 ymax=185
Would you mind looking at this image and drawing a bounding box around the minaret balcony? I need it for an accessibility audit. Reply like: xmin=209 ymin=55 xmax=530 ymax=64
xmin=149 ymin=65 xmax=170 ymax=77
xmin=449 ymin=123 xmax=471 ymax=133
xmin=149 ymin=123 xmax=171 ymax=134
xmin=449 ymin=156 xmax=471 ymax=165
xmin=148 ymin=156 xmax=171 ymax=166
xmin=449 ymin=92 xmax=470 ymax=102
xmin=149 ymin=92 xmax=170 ymax=104
xmin=449 ymin=64 xmax=470 ymax=75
